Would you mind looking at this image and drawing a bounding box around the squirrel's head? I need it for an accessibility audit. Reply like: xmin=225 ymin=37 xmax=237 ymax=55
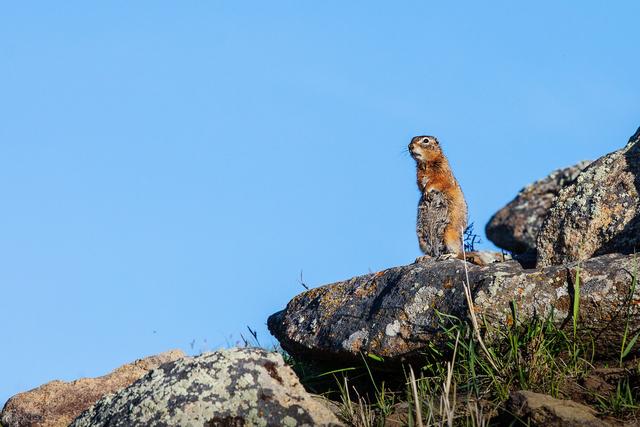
xmin=409 ymin=135 xmax=442 ymax=163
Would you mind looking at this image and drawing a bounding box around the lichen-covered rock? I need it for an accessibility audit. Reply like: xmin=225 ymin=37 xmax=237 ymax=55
xmin=0 ymin=350 xmax=185 ymax=427
xmin=537 ymin=127 xmax=640 ymax=267
xmin=70 ymin=348 xmax=343 ymax=427
xmin=507 ymin=391 xmax=610 ymax=427
xmin=268 ymin=253 xmax=640 ymax=362
xmin=486 ymin=161 xmax=591 ymax=254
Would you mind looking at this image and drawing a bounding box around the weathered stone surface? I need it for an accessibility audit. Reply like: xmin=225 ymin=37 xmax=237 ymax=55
xmin=268 ymin=253 xmax=640 ymax=362
xmin=507 ymin=390 xmax=609 ymax=427
xmin=463 ymin=250 xmax=512 ymax=266
xmin=415 ymin=250 xmax=511 ymax=266
xmin=70 ymin=348 xmax=343 ymax=427
xmin=0 ymin=350 xmax=184 ymax=427
xmin=537 ymin=127 xmax=640 ymax=267
xmin=486 ymin=161 xmax=591 ymax=254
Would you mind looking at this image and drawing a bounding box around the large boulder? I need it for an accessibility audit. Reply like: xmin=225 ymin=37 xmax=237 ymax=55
xmin=0 ymin=350 xmax=184 ymax=427
xmin=268 ymin=253 xmax=640 ymax=363
xmin=486 ymin=161 xmax=591 ymax=254
xmin=70 ymin=348 xmax=343 ymax=427
xmin=537 ymin=127 xmax=640 ymax=267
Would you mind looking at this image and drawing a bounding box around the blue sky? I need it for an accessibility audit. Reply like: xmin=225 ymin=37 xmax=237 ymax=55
xmin=1 ymin=1 xmax=638 ymax=405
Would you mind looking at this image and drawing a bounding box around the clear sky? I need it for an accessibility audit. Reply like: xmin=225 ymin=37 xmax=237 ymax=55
xmin=1 ymin=1 xmax=638 ymax=405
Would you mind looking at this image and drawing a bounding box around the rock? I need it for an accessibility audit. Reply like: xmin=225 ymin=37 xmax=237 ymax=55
xmin=0 ymin=350 xmax=184 ymax=427
xmin=414 ymin=251 xmax=510 ymax=266
xmin=463 ymin=250 xmax=512 ymax=266
xmin=70 ymin=348 xmax=343 ymax=427
xmin=537 ymin=127 xmax=640 ymax=267
xmin=268 ymin=253 xmax=640 ymax=363
xmin=507 ymin=390 xmax=609 ymax=427
xmin=486 ymin=161 xmax=591 ymax=254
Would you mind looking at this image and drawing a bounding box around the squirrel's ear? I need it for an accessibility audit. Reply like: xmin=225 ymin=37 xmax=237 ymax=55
xmin=433 ymin=137 xmax=440 ymax=145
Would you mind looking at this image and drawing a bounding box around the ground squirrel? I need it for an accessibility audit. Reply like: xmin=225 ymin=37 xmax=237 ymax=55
xmin=409 ymin=135 xmax=468 ymax=259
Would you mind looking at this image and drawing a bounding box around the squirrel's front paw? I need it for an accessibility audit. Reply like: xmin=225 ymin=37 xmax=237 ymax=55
xmin=436 ymin=253 xmax=458 ymax=261
xmin=414 ymin=255 xmax=433 ymax=264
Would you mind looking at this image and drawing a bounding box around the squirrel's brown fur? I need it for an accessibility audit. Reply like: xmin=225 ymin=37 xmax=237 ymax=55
xmin=409 ymin=135 xmax=468 ymax=257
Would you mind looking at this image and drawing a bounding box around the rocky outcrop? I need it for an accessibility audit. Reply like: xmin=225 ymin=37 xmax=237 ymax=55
xmin=486 ymin=161 xmax=591 ymax=254
xmin=537 ymin=128 xmax=640 ymax=267
xmin=507 ymin=391 xmax=610 ymax=427
xmin=70 ymin=348 xmax=343 ymax=427
xmin=268 ymin=253 xmax=640 ymax=363
xmin=0 ymin=350 xmax=184 ymax=427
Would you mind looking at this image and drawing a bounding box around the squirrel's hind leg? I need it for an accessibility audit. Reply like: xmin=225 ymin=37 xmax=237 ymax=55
xmin=443 ymin=225 xmax=464 ymax=258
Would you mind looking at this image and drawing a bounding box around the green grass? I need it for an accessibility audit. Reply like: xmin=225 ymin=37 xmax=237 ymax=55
xmin=283 ymin=311 xmax=599 ymax=425
xmin=282 ymin=262 xmax=640 ymax=426
xmin=620 ymin=257 xmax=640 ymax=366
xmin=596 ymin=377 xmax=640 ymax=416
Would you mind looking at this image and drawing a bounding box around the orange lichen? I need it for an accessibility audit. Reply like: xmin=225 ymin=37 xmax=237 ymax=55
xmin=354 ymin=277 xmax=380 ymax=298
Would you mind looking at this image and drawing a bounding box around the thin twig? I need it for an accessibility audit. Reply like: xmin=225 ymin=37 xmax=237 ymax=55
xmin=409 ymin=365 xmax=424 ymax=427
xmin=298 ymin=270 xmax=309 ymax=290
xmin=441 ymin=331 xmax=460 ymax=427
xmin=461 ymin=228 xmax=500 ymax=372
